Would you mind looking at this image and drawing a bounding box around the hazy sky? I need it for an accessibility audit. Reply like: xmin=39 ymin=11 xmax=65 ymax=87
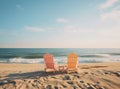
xmin=0 ymin=0 xmax=120 ymax=48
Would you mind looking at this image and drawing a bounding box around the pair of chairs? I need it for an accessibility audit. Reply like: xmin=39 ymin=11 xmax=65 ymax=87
xmin=44 ymin=53 xmax=78 ymax=73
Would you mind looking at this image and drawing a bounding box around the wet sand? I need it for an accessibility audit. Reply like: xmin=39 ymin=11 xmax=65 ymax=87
xmin=0 ymin=62 xmax=120 ymax=89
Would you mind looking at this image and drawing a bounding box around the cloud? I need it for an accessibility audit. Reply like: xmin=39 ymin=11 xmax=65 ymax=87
xmin=113 ymin=5 xmax=120 ymax=10
xmin=46 ymin=27 xmax=57 ymax=31
xmin=16 ymin=4 xmax=24 ymax=10
xmin=64 ymin=25 xmax=93 ymax=33
xmin=56 ymin=18 xmax=68 ymax=23
xmin=99 ymin=0 xmax=120 ymax=21
xmin=101 ymin=10 xmax=120 ymax=21
xmin=64 ymin=25 xmax=80 ymax=33
xmin=100 ymin=0 xmax=118 ymax=9
xmin=25 ymin=26 xmax=44 ymax=32
xmin=25 ymin=26 xmax=59 ymax=32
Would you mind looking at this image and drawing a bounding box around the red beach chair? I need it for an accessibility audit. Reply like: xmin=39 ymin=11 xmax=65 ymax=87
xmin=44 ymin=53 xmax=57 ymax=72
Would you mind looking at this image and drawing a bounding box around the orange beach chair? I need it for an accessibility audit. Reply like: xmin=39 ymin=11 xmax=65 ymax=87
xmin=67 ymin=53 xmax=78 ymax=73
xmin=44 ymin=53 xmax=57 ymax=72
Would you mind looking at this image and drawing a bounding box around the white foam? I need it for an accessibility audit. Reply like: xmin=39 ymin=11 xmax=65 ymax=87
xmin=9 ymin=57 xmax=67 ymax=64
xmin=95 ymin=54 xmax=110 ymax=57
xmin=54 ymin=57 xmax=67 ymax=63
xmin=6 ymin=56 xmax=120 ymax=64
xmin=9 ymin=57 xmax=44 ymax=63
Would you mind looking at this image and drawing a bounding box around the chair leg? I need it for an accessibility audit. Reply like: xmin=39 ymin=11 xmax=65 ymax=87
xmin=45 ymin=68 xmax=46 ymax=72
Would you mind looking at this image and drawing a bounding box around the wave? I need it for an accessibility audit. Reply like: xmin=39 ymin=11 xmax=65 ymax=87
xmin=8 ymin=57 xmax=68 ymax=64
xmin=78 ymin=58 xmax=111 ymax=63
xmin=1 ymin=53 xmax=119 ymax=59
xmin=108 ymin=53 xmax=120 ymax=56
xmin=6 ymin=57 xmax=120 ymax=64
xmin=0 ymin=55 xmax=44 ymax=59
xmin=23 ymin=55 xmax=43 ymax=59
xmin=9 ymin=57 xmax=44 ymax=63
xmin=79 ymin=54 xmax=110 ymax=58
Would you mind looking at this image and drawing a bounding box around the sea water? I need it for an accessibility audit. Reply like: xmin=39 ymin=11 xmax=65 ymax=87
xmin=0 ymin=48 xmax=120 ymax=63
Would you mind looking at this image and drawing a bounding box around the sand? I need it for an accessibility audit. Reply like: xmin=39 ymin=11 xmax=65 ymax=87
xmin=0 ymin=62 xmax=120 ymax=89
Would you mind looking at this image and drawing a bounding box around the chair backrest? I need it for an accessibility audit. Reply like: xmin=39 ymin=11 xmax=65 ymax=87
xmin=44 ymin=53 xmax=55 ymax=69
xmin=67 ymin=53 xmax=77 ymax=68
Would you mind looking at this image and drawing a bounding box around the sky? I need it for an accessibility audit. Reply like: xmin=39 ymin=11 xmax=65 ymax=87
xmin=0 ymin=0 xmax=120 ymax=48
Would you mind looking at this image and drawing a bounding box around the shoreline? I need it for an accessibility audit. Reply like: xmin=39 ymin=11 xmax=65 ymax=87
xmin=0 ymin=61 xmax=120 ymax=65
xmin=0 ymin=61 xmax=120 ymax=63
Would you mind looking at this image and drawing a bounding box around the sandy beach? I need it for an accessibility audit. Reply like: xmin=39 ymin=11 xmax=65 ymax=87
xmin=0 ymin=62 xmax=120 ymax=89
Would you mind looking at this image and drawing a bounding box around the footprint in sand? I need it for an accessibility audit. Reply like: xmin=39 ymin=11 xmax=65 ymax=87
xmin=46 ymin=85 xmax=53 ymax=89
xmin=54 ymin=86 xmax=58 ymax=89
xmin=80 ymin=80 xmax=84 ymax=83
xmin=67 ymin=81 xmax=74 ymax=85
xmin=63 ymin=75 xmax=71 ymax=80
xmin=73 ymin=74 xmax=80 ymax=79
xmin=61 ymin=84 xmax=67 ymax=88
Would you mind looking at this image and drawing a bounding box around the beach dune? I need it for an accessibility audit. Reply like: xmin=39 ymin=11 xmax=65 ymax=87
xmin=0 ymin=62 xmax=120 ymax=89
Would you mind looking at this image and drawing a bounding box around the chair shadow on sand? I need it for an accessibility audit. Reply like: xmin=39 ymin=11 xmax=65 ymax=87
xmin=1 ymin=71 xmax=67 ymax=81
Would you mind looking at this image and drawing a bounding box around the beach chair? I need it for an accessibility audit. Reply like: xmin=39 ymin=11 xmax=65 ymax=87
xmin=67 ymin=53 xmax=78 ymax=73
xmin=44 ymin=53 xmax=57 ymax=72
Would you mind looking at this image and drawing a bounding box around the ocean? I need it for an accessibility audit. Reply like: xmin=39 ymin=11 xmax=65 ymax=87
xmin=0 ymin=48 xmax=120 ymax=63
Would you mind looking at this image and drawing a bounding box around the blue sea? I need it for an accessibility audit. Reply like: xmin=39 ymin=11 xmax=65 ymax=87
xmin=0 ymin=48 xmax=120 ymax=63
